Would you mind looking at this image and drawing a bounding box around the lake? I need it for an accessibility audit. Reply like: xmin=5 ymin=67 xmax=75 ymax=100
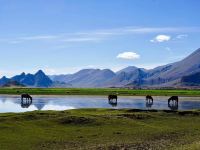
xmin=0 ymin=95 xmax=200 ymax=113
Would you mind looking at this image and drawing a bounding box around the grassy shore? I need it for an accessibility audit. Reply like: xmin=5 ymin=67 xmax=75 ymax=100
xmin=0 ymin=88 xmax=200 ymax=96
xmin=0 ymin=109 xmax=200 ymax=150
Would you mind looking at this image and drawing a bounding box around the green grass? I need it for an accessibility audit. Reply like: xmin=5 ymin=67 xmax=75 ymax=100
xmin=0 ymin=87 xmax=200 ymax=96
xmin=0 ymin=109 xmax=200 ymax=150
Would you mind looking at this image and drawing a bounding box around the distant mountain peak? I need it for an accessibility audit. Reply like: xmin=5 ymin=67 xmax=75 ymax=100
xmin=36 ymin=69 xmax=44 ymax=73
xmin=192 ymin=47 xmax=200 ymax=56
xmin=117 ymin=66 xmax=138 ymax=74
xmin=102 ymin=69 xmax=113 ymax=72
xmin=1 ymin=76 xmax=8 ymax=80
xmin=0 ymin=76 xmax=10 ymax=86
xmin=127 ymin=66 xmax=137 ymax=69
xmin=183 ymin=48 xmax=200 ymax=61
xmin=34 ymin=70 xmax=53 ymax=87
xmin=0 ymin=70 xmax=53 ymax=87
xmin=35 ymin=70 xmax=45 ymax=76
xmin=21 ymin=72 xmax=26 ymax=76
xmin=195 ymin=47 xmax=200 ymax=52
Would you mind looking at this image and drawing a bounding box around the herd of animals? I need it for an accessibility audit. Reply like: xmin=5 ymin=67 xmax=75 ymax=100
xmin=108 ymin=94 xmax=179 ymax=110
xmin=20 ymin=93 xmax=179 ymax=110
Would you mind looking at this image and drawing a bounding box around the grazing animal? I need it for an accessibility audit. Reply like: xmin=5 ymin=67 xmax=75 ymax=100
xmin=168 ymin=96 xmax=178 ymax=104
xmin=146 ymin=95 xmax=153 ymax=103
xmin=108 ymin=95 xmax=117 ymax=101
xmin=21 ymin=93 xmax=32 ymax=101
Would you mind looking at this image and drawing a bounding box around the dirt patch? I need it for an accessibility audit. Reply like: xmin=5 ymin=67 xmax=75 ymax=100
xmin=178 ymin=111 xmax=200 ymax=116
xmin=119 ymin=113 xmax=152 ymax=120
xmin=95 ymin=132 xmax=188 ymax=150
xmin=37 ymin=140 xmax=82 ymax=150
xmin=0 ymin=117 xmax=7 ymax=122
xmin=162 ymin=110 xmax=177 ymax=113
xmin=58 ymin=116 xmax=97 ymax=125
xmin=21 ymin=114 xmax=39 ymax=120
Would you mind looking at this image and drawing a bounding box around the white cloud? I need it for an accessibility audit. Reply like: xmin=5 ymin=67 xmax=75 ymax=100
xmin=151 ymin=35 xmax=171 ymax=43
xmin=85 ymin=27 xmax=200 ymax=36
xmin=19 ymin=35 xmax=58 ymax=40
xmin=117 ymin=52 xmax=140 ymax=60
xmin=176 ymin=34 xmax=188 ymax=39
xmin=0 ymin=27 xmax=198 ymax=45
xmin=62 ymin=37 xmax=101 ymax=42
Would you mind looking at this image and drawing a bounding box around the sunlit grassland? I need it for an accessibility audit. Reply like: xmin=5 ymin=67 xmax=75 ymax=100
xmin=0 ymin=88 xmax=200 ymax=96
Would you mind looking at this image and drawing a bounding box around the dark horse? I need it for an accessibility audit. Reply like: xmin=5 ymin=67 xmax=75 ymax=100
xmin=108 ymin=95 xmax=117 ymax=101
xmin=146 ymin=95 xmax=153 ymax=103
xmin=168 ymin=96 xmax=178 ymax=105
xmin=108 ymin=95 xmax=117 ymax=107
xmin=146 ymin=95 xmax=153 ymax=108
xmin=168 ymin=96 xmax=178 ymax=110
xmin=21 ymin=94 xmax=32 ymax=101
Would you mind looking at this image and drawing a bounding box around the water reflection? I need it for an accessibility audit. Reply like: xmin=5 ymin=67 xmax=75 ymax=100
xmin=146 ymin=101 xmax=153 ymax=108
xmin=21 ymin=99 xmax=32 ymax=108
xmin=33 ymin=98 xmax=46 ymax=110
xmin=168 ymin=103 xmax=178 ymax=111
xmin=0 ymin=95 xmax=200 ymax=113
xmin=108 ymin=99 xmax=118 ymax=107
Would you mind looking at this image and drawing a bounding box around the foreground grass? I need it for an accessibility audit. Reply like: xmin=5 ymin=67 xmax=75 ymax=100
xmin=0 ymin=109 xmax=200 ymax=150
xmin=1 ymin=88 xmax=200 ymax=96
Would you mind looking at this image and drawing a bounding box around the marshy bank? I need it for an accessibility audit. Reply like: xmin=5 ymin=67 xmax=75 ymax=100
xmin=0 ymin=109 xmax=200 ymax=150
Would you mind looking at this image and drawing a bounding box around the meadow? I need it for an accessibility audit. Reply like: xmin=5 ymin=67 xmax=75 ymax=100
xmin=0 ymin=88 xmax=200 ymax=96
xmin=1 ymin=88 xmax=200 ymax=149
xmin=0 ymin=109 xmax=200 ymax=150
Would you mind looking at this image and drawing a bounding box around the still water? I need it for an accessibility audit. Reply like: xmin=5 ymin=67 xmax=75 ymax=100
xmin=0 ymin=95 xmax=200 ymax=113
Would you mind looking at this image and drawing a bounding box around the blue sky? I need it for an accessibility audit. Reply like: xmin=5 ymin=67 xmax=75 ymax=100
xmin=0 ymin=0 xmax=200 ymax=77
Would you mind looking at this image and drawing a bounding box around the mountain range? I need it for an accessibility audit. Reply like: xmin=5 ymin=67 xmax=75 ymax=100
xmin=0 ymin=70 xmax=52 ymax=87
xmin=1 ymin=48 xmax=200 ymax=88
xmin=50 ymin=48 xmax=200 ymax=88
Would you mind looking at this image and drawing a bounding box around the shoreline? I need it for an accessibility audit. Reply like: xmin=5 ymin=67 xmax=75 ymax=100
xmin=1 ymin=88 xmax=200 ymax=96
xmin=2 ymin=94 xmax=200 ymax=100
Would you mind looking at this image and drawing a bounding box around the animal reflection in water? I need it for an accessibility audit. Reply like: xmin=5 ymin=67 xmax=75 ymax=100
xmin=146 ymin=101 xmax=153 ymax=108
xmin=108 ymin=95 xmax=118 ymax=107
xmin=168 ymin=96 xmax=179 ymax=110
xmin=21 ymin=94 xmax=33 ymax=108
xmin=168 ymin=96 xmax=178 ymax=104
xmin=146 ymin=95 xmax=153 ymax=108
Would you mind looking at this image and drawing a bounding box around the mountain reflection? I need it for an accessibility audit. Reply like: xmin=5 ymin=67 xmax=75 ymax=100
xmin=0 ymin=95 xmax=200 ymax=113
